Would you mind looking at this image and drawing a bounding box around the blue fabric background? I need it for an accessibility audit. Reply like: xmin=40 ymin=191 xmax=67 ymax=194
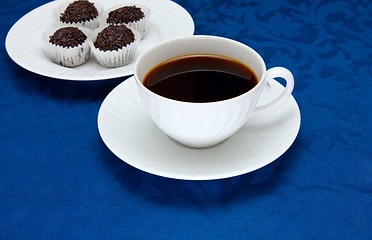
xmin=0 ymin=0 xmax=371 ymax=239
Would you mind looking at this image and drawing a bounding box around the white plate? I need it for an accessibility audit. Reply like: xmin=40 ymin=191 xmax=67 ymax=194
xmin=5 ymin=0 xmax=194 ymax=81
xmin=98 ymin=77 xmax=301 ymax=180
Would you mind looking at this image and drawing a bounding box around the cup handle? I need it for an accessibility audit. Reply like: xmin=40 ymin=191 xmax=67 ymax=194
xmin=251 ymin=67 xmax=294 ymax=116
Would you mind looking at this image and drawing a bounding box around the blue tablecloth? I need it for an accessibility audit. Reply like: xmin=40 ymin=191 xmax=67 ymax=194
xmin=1 ymin=0 xmax=371 ymax=239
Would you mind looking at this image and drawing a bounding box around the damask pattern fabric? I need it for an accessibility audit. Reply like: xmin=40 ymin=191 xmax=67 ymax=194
xmin=0 ymin=0 xmax=370 ymax=239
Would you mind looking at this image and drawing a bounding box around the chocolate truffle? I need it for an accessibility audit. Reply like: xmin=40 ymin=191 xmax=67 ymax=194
xmin=56 ymin=0 xmax=102 ymax=29
xmin=94 ymin=25 xmax=135 ymax=51
xmin=44 ymin=26 xmax=90 ymax=67
xmin=104 ymin=4 xmax=150 ymax=39
xmin=91 ymin=25 xmax=140 ymax=67
xmin=60 ymin=0 xmax=99 ymax=24
xmin=107 ymin=6 xmax=145 ymax=25
xmin=49 ymin=27 xmax=87 ymax=48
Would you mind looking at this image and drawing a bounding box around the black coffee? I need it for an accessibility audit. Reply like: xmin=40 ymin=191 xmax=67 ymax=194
xmin=143 ymin=54 xmax=259 ymax=103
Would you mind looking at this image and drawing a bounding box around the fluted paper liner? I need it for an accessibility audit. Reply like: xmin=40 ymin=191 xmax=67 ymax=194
xmin=43 ymin=26 xmax=92 ymax=67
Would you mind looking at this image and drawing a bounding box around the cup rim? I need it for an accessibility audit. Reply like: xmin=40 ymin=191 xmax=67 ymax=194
xmin=134 ymin=35 xmax=267 ymax=105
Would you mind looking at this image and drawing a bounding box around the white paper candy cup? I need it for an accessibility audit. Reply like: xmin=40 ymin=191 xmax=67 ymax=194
xmin=90 ymin=26 xmax=141 ymax=68
xmin=43 ymin=26 xmax=92 ymax=67
xmin=54 ymin=0 xmax=103 ymax=29
xmin=100 ymin=4 xmax=150 ymax=39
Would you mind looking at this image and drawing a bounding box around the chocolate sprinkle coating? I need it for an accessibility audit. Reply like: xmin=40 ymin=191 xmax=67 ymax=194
xmin=60 ymin=0 xmax=98 ymax=24
xmin=49 ymin=27 xmax=87 ymax=48
xmin=107 ymin=6 xmax=145 ymax=24
xmin=94 ymin=25 xmax=135 ymax=51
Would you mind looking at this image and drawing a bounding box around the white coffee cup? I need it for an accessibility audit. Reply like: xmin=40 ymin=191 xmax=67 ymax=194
xmin=134 ymin=35 xmax=294 ymax=148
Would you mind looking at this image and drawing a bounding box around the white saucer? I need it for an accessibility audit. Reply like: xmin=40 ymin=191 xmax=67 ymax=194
xmin=5 ymin=0 xmax=194 ymax=81
xmin=98 ymin=77 xmax=301 ymax=180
